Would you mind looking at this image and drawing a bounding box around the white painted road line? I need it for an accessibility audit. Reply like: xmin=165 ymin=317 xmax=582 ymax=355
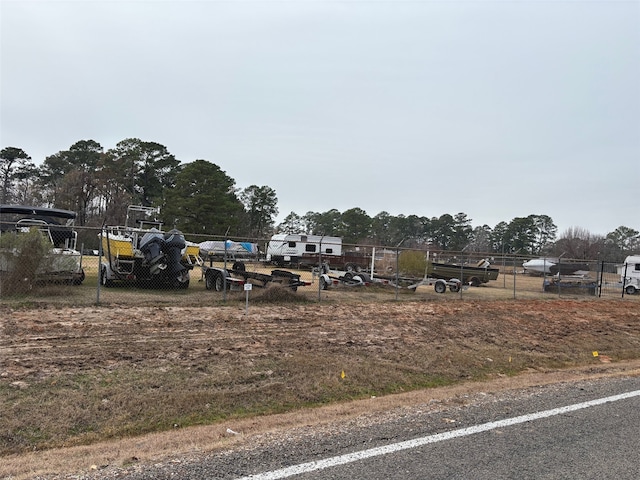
xmin=237 ymin=389 xmax=640 ymax=480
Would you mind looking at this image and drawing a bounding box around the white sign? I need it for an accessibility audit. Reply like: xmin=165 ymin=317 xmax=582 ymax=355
xmin=244 ymin=283 xmax=253 ymax=291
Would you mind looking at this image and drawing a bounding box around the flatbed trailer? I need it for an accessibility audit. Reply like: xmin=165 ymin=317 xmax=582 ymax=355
xmin=316 ymin=265 xmax=464 ymax=294
xmin=543 ymin=276 xmax=597 ymax=295
xmin=318 ymin=270 xmax=370 ymax=289
xmin=202 ymin=261 xmax=309 ymax=292
xmin=371 ymin=273 xmax=464 ymax=293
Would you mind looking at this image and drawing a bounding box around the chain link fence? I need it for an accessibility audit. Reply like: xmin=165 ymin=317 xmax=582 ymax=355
xmin=1 ymin=222 xmax=639 ymax=305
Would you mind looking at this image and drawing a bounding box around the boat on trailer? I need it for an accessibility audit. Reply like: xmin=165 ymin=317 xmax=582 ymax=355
xmin=100 ymin=205 xmax=200 ymax=288
xmin=0 ymin=204 xmax=85 ymax=285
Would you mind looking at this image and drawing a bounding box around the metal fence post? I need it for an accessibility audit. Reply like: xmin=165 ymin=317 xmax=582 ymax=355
xmin=96 ymin=229 xmax=103 ymax=305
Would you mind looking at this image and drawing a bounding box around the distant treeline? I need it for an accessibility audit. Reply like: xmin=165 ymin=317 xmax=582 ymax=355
xmin=1 ymin=141 xmax=638 ymax=260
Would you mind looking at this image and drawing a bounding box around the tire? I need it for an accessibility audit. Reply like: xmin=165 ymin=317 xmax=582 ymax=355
xmin=345 ymin=263 xmax=356 ymax=272
xmin=101 ymin=267 xmax=113 ymax=287
xmin=320 ymin=276 xmax=329 ymax=290
xmin=449 ymin=281 xmax=461 ymax=293
xmin=205 ymin=271 xmax=215 ymax=290
xmin=343 ymin=272 xmax=353 ymax=280
xmin=468 ymin=277 xmax=480 ymax=287
xmin=357 ymin=273 xmax=370 ymax=283
xmin=233 ymin=261 xmax=246 ymax=272
xmin=73 ymin=269 xmax=86 ymax=285
xmin=214 ymin=272 xmax=226 ymax=292
xmin=625 ymin=285 xmax=637 ymax=295
xmin=434 ymin=281 xmax=447 ymax=294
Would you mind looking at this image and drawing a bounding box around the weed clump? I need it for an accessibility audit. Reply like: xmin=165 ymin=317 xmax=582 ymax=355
xmin=251 ymin=284 xmax=310 ymax=304
xmin=0 ymin=228 xmax=53 ymax=296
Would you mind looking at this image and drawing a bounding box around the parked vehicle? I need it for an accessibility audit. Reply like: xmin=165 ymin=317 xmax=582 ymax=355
xmin=100 ymin=205 xmax=200 ymax=288
xmin=619 ymin=255 xmax=640 ymax=295
xmin=0 ymin=204 xmax=85 ymax=285
xmin=265 ymin=233 xmax=371 ymax=271
xmin=202 ymin=261 xmax=309 ymax=292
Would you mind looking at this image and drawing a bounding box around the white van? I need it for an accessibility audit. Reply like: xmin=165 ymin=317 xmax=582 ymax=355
xmin=618 ymin=255 xmax=640 ymax=294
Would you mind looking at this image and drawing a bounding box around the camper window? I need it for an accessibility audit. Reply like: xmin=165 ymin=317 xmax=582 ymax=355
xmin=305 ymin=245 xmax=316 ymax=253
xmin=326 ymin=248 xmax=333 ymax=254
xmin=288 ymin=241 xmax=296 ymax=247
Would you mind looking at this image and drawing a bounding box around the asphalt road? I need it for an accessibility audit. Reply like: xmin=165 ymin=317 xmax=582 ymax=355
xmin=91 ymin=375 xmax=640 ymax=480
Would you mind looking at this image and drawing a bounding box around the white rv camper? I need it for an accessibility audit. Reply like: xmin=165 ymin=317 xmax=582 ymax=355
xmin=266 ymin=234 xmax=342 ymax=267
xmin=618 ymin=255 xmax=640 ymax=294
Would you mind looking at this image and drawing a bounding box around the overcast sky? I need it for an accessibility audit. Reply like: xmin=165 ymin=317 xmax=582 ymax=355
xmin=1 ymin=0 xmax=639 ymax=235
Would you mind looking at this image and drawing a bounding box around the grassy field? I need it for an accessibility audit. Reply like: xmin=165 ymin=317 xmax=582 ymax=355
xmin=1 ymin=256 xmax=638 ymax=478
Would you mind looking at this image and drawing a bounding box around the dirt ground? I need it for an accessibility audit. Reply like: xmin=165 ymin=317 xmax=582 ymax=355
xmin=2 ymin=296 xmax=640 ymax=478
xmin=3 ymin=297 xmax=639 ymax=382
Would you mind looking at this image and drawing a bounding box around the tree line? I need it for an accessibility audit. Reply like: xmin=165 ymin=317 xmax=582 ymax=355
xmin=2 ymin=141 xmax=638 ymax=261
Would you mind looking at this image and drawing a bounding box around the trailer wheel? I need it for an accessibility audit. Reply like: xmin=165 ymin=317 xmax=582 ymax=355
xmin=434 ymin=281 xmax=447 ymax=294
xmin=625 ymin=285 xmax=637 ymax=295
xmin=205 ymin=271 xmax=226 ymax=292
xmin=320 ymin=276 xmax=329 ymax=290
xmin=357 ymin=273 xmax=370 ymax=282
xmin=214 ymin=272 xmax=227 ymax=292
xmin=73 ymin=269 xmax=86 ymax=285
xmin=100 ymin=266 xmax=113 ymax=287
xmin=233 ymin=261 xmax=246 ymax=272
xmin=468 ymin=277 xmax=480 ymax=287
xmin=449 ymin=279 xmax=461 ymax=293
xmin=205 ymin=271 xmax=215 ymax=290
xmin=345 ymin=263 xmax=356 ymax=272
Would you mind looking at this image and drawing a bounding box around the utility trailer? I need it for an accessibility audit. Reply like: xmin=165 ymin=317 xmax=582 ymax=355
xmin=543 ymin=276 xmax=597 ymax=296
xmin=317 ymin=267 xmax=371 ymax=290
xmin=406 ymin=276 xmax=464 ymax=293
xmin=371 ymin=272 xmax=464 ymax=293
xmin=202 ymin=261 xmax=309 ymax=292
xmin=316 ymin=263 xmax=463 ymax=294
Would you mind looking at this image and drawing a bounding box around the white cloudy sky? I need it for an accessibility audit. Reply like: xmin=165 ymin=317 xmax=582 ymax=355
xmin=1 ymin=0 xmax=639 ymax=235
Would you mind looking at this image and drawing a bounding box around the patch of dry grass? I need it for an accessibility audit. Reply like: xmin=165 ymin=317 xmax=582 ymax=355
xmin=3 ymin=299 xmax=639 ymax=459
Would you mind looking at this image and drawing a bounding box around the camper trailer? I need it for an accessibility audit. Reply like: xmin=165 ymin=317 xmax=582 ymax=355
xmin=266 ymin=234 xmax=342 ymax=268
xmin=619 ymin=255 xmax=640 ymax=295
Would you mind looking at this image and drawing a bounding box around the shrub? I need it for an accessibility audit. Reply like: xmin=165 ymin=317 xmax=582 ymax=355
xmin=398 ymin=250 xmax=427 ymax=277
xmin=0 ymin=228 xmax=53 ymax=295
